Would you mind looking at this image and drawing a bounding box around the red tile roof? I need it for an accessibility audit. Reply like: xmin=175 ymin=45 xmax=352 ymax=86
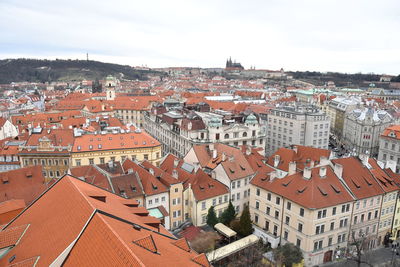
xmin=332 ymin=157 xmax=385 ymax=199
xmin=381 ymin=125 xmax=400 ymax=140
xmin=251 ymin=165 xmax=354 ymax=209
xmin=72 ymin=131 xmax=160 ymax=152
xmin=187 ymin=169 xmax=229 ymax=201
xmin=267 ymin=146 xmax=331 ymax=171
xmin=0 ymin=175 xmax=206 ymax=266
xmin=0 ymin=166 xmax=47 ymax=205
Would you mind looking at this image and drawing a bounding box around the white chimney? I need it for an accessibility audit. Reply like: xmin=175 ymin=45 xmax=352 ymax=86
xmin=334 ymin=164 xmax=343 ymax=179
xmin=172 ymin=169 xmax=178 ymax=179
xmin=128 ymin=168 xmax=134 ymax=174
xmin=319 ymin=166 xmax=327 ymax=178
xmin=319 ymin=156 xmax=329 ymax=166
xmin=293 ymin=145 xmax=298 ymax=153
xmin=222 ymin=152 xmax=227 ymax=161
xmin=269 ymin=171 xmax=277 ymax=182
xmin=149 ymin=168 xmax=154 ymax=176
xmin=246 ymin=146 xmax=251 ymax=156
xmin=386 ymin=160 xmax=397 ymax=173
xmin=303 ymin=167 xmax=312 ymax=180
xmin=288 ymin=161 xmax=296 ymax=175
xmin=359 ymin=151 xmax=370 ymax=166
xmin=274 ymin=155 xmax=280 ymax=168
xmin=229 ymin=155 xmax=234 ymax=162
xmin=173 ymin=158 xmax=179 ymax=168
xmin=212 ymin=149 xmax=218 ymax=159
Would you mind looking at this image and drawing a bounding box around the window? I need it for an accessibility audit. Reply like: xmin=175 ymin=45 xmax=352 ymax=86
xmin=202 ymin=215 xmax=206 ymax=224
xmin=89 ymin=158 xmax=94 ymax=165
xmin=224 ymin=195 xmax=228 ymax=202
xmin=315 ymin=224 xmax=325 ymax=235
xmin=296 ymin=239 xmax=301 ymax=247
xmin=300 ymin=208 xmax=304 ymax=217
xmin=201 ymin=201 xmax=206 ymax=210
xmin=338 ymin=233 xmax=346 ymax=243
xmin=236 ymin=192 xmax=240 ymax=200
xmin=330 ymin=222 xmax=334 ymax=231
xmin=232 ymin=182 xmax=236 ymax=189
xmin=255 ymin=214 xmax=259 ymax=223
xmin=144 ymin=154 xmax=149 ymax=160
xmin=100 ymin=157 xmax=105 ymax=164
xmin=285 ymin=216 xmax=290 ymax=225
xmin=266 ymin=206 xmax=270 ymax=215
xmin=267 ymin=193 xmax=271 ymax=201
xmin=256 ymin=201 xmax=260 ymax=210
xmin=375 ymin=210 xmax=378 ymax=218
xmin=332 ymin=207 xmax=336 ymax=216
xmin=276 ymin=197 xmax=280 ymax=205
xmin=275 ymin=210 xmax=279 ymax=219
xmin=318 ymin=209 xmax=327 ymax=219
xmin=314 ymin=240 xmax=323 ymax=251
xmin=287 ymin=202 xmax=291 ymax=210
xmin=298 ymin=223 xmax=303 ymax=232
xmin=256 ymin=188 xmax=260 ymax=196
xmin=213 ymin=199 xmax=217 ymax=206
xmin=148 ymin=199 xmax=153 ymax=205
xmin=155 ymin=198 xmax=159 ymax=204
xmin=354 ymin=216 xmax=357 ymax=224
xmin=284 ymin=230 xmax=288 ymax=240
xmin=328 ymin=237 xmax=333 ymax=246
xmin=161 ymin=196 xmax=166 ymax=202
xmin=75 ymin=159 xmax=81 ymax=166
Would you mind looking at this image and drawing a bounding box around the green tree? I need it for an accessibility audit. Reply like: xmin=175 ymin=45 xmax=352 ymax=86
xmin=206 ymin=206 xmax=218 ymax=228
xmin=219 ymin=201 xmax=236 ymax=226
xmin=274 ymin=243 xmax=303 ymax=267
xmin=237 ymin=205 xmax=253 ymax=237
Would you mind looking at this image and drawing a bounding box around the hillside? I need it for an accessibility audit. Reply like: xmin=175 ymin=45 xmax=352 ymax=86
xmin=0 ymin=58 xmax=161 ymax=84
xmin=287 ymin=71 xmax=382 ymax=88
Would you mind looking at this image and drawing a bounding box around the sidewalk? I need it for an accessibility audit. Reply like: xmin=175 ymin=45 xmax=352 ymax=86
xmin=321 ymin=247 xmax=400 ymax=267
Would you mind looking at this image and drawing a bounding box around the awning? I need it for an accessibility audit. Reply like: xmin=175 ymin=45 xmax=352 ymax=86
xmin=214 ymin=223 xmax=236 ymax=238
xmin=207 ymin=234 xmax=259 ymax=262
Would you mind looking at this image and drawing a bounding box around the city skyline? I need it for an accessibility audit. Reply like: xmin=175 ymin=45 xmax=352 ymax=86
xmin=1 ymin=0 xmax=400 ymax=74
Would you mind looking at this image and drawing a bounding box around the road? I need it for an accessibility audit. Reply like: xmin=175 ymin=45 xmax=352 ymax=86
xmin=322 ymin=247 xmax=400 ymax=267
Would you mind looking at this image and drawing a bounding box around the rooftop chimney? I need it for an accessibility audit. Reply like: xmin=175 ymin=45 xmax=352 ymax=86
xmin=319 ymin=166 xmax=327 ymax=178
xmin=246 ymin=146 xmax=251 ymax=156
xmin=212 ymin=149 xmax=218 ymax=159
xmin=274 ymin=155 xmax=280 ymax=168
xmin=222 ymin=152 xmax=227 ymax=161
xmin=172 ymin=169 xmax=178 ymax=179
xmin=319 ymin=156 xmax=329 ymax=166
xmin=334 ymin=163 xmax=343 ymax=179
xmin=269 ymin=171 xmax=277 ymax=182
xmin=229 ymin=155 xmax=234 ymax=162
xmin=303 ymin=167 xmax=312 ymax=180
xmin=149 ymin=168 xmax=154 ymax=176
xmin=359 ymin=151 xmax=370 ymax=167
xmin=288 ymin=161 xmax=296 ymax=175
xmin=293 ymin=145 xmax=298 ymax=153
xmin=173 ymin=158 xmax=179 ymax=168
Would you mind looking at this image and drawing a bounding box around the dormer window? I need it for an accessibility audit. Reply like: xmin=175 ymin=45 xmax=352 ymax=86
xmin=89 ymin=145 xmax=93 ymax=150
xmin=77 ymin=146 xmax=81 ymax=151
xmin=98 ymin=144 xmax=102 ymax=149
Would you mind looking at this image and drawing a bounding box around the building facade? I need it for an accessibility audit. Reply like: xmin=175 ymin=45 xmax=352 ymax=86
xmin=266 ymin=104 xmax=330 ymax=156
xmin=343 ymin=108 xmax=393 ymax=157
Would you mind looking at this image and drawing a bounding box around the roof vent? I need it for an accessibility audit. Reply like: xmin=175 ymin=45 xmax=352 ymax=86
xmin=133 ymin=224 xmax=142 ymax=231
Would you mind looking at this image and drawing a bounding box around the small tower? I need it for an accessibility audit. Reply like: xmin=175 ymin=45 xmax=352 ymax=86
xmin=105 ymin=75 xmax=116 ymax=100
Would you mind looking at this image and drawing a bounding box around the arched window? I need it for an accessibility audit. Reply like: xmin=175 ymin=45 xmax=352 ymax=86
xmin=243 ymin=132 xmax=248 ymax=137
xmin=224 ymin=133 xmax=229 ymax=139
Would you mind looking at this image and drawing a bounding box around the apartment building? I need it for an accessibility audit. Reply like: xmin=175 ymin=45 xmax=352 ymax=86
xmin=343 ymin=107 xmax=393 ymax=157
xmin=184 ymin=143 xmax=255 ymax=214
xmin=159 ymin=153 xmax=230 ymax=227
xmin=332 ymin=157 xmax=384 ymax=250
xmin=0 ymin=117 xmax=18 ymax=140
xmin=144 ymin=103 xmax=266 ymax=158
xmin=326 ymin=97 xmax=360 ymax=139
xmin=266 ymin=104 xmax=330 ymax=156
xmin=19 ymin=128 xmax=74 ymax=181
xmin=250 ymin=166 xmax=354 ymax=266
xmin=71 ymin=130 xmax=162 ymax=167
xmin=378 ymin=125 xmax=400 ymax=173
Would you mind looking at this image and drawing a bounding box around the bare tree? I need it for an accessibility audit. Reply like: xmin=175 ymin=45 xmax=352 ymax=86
xmin=347 ymin=230 xmax=373 ymax=267
xmin=190 ymin=231 xmax=220 ymax=254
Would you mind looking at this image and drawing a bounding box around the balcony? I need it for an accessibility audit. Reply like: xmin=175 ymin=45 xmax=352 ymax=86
xmin=252 ymin=224 xmax=280 ymax=249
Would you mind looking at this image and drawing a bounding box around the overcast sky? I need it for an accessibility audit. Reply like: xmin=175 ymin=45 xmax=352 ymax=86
xmin=1 ymin=0 xmax=399 ymax=74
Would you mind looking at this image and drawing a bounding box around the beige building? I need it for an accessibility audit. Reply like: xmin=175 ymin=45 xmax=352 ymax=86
xmin=250 ymin=165 xmax=354 ymax=266
xmin=378 ymin=125 xmax=400 ymax=173
xmin=71 ymin=131 xmax=162 ymax=167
